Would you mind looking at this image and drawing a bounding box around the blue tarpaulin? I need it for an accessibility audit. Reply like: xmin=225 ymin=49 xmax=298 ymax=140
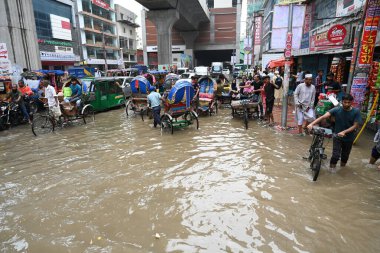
xmin=130 ymin=76 xmax=151 ymax=94
xmin=167 ymin=80 xmax=195 ymax=108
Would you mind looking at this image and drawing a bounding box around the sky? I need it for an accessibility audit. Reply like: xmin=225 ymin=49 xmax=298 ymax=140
xmin=114 ymin=0 xmax=247 ymax=48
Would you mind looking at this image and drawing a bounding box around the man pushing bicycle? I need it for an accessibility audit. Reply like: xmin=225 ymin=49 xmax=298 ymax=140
xmin=307 ymin=94 xmax=362 ymax=173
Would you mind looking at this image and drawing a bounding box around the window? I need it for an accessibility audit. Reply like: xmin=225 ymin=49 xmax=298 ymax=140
xmin=32 ymin=0 xmax=72 ymax=39
xmin=207 ymin=0 xmax=214 ymax=8
xmin=130 ymin=30 xmax=133 ymax=35
xmin=129 ymin=39 xmax=133 ymax=49
xmin=121 ymin=13 xmax=124 ymax=20
xmin=123 ymin=27 xmax=126 ymax=33
xmin=232 ymin=0 xmax=237 ymax=7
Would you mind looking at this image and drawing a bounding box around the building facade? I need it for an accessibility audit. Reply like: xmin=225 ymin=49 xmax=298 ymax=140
xmin=115 ymin=4 xmax=139 ymax=68
xmin=0 ymin=0 xmax=41 ymax=72
xmin=76 ymin=0 xmax=119 ymax=70
xmin=32 ymin=0 xmax=80 ymax=70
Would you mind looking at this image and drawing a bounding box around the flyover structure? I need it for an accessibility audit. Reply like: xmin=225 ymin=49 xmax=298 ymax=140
xmin=135 ymin=0 xmax=210 ymax=65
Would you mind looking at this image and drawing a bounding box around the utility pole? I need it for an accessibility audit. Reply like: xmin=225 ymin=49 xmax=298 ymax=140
xmin=281 ymin=3 xmax=293 ymax=128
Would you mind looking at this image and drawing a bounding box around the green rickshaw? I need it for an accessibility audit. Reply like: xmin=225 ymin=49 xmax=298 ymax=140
xmin=87 ymin=77 xmax=125 ymax=111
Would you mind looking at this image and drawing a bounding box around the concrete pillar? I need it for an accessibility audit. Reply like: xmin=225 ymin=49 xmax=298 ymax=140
xmin=148 ymin=9 xmax=179 ymax=65
xmin=181 ymin=31 xmax=198 ymax=69
xmin=141 ymin=9 xmax=148 ymax=66
xmin=235 ymin=0 xmax=242 ymax=64
xmin=0 ymin=0 xmax=41 ymax=71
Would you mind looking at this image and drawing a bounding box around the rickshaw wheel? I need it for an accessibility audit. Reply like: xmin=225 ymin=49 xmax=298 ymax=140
xmin=160 ymin=114 xmax=173 ymax=134
xmin=244 ymin=109 xmax=249 ymax=130
xmin=185 ymin=111 xmax=199 ymax=130
xmin=125 ymin=101 xmax=132 ymax=116
xmin=82 ymin=105 xmax=95 ymax=124
xmin=215 ymin=100 xmax=218 ymax=114
xmin=32 ymin=115 xmax=54 ymax=136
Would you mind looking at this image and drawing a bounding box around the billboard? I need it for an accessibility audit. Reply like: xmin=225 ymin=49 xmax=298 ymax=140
xmin=271 ymin=4 xmax=306 ymax=50
xmin=336 ymin=0 xmax=364 ymax=17
xmin=50 ymin=14 xmax=72 ymax=41
xmin=254 ymin=16 xmax=262 ymax=46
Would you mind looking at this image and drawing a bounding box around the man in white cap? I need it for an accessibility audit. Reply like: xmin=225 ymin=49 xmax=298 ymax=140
xmin=272 ymin=70 xmax=283 ymax=106
xmin=294 ymin=73 xmax=316 ymax=135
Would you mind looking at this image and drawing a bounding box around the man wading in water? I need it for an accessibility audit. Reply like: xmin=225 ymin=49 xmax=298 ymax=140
xmin=308 ymin=94 xmax=362 ymax=173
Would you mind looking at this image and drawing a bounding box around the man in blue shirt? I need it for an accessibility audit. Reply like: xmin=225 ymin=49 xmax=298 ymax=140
xmin=308 ymin=94 xmax=362 ymax=172
xmin=64 ymin=77 xmax=82 ymax=108
xmin=147 ymin=86 xmax=162 ymax=127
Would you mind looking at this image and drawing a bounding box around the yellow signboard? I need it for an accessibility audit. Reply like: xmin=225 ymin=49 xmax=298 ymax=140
xmin=278 ymin=0 xmax=306 ymax=4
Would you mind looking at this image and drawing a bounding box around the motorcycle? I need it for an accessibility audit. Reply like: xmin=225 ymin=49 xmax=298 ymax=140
xmin=0 ymin=101 xmax=25 ymax=130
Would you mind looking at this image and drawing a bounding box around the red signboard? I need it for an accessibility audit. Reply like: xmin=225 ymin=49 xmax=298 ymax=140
xmin=327 ymin=24 xmax=347 ymax=43
xmin=358 ymin=16 xmax=380 ymax=66
xmin=310 ymin=29 xmax=344 ymax=52
xmin=92 ymin=0 xmax=110 ymax=10
xmin=284 ymin=32 xmax=292 ymax=58
xmin=61 ymin=21 xmax=71 ymax=30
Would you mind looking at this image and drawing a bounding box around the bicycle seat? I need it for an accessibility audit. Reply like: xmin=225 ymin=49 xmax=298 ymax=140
xmin=312 ymin=126 xmax=333 ymax=138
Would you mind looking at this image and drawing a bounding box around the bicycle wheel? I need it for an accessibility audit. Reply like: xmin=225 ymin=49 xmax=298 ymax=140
xmin=244 ymin=109 xmax=249 ymax=129
xmin=160 ymin=114 xmax=173 ymax=134
xmin=311 ymin=151 xmax=322 ymax=181
xmin=32 ymin=115 xmax=54 ymax=136
xmin=82 ymin=105 xmax=95 ymax=124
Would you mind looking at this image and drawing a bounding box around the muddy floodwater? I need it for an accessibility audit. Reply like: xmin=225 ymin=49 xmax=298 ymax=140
xmin=0 ymin=108 xmax=379 ymax=253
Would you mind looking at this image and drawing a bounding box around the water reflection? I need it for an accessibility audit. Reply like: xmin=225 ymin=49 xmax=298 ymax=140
xmin=0 ymin=108 xmax=379 ymax=253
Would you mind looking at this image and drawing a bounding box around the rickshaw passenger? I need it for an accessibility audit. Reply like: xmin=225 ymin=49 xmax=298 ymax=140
xmin=18 ymin=80 xmax=33 ymax=97
xmin=64 ymin=78 xmax=82 ymax=108
xmin=147 ymin=86 xmax=162 ymax=127
xmin=3 ymin=83 xmax=31 ymax=123
xmin=191 ymin=75 xmax=199 ymax=105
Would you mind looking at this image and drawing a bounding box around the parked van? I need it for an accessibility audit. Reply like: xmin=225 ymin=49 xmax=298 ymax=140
xmin=211 ymin=62 xmax=223 ymax=74
xmin=194 ymin=66 xmax=209 ymax=76
xmin=177 ymin=67 xmax=189 ymax=75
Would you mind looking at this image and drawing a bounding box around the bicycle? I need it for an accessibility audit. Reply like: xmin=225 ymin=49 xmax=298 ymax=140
xmin=31 ymin=107 xmax=59 ymax=136
xmin=306 ymin=126 xmax=333 ymax=181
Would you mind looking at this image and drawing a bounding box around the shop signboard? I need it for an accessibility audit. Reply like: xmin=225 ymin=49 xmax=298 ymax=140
xmin=40 ymin=51 xmax=76 ymax=61
xmin=327 ymin=24 xmax=347 ymax=43
xmin=300 ymin=32 xmax=309 ymax=49
xmin=310 ymin=29 xmax=344 ymax=52
xmin=244 ymin=38 xmax=252 ymax=65
xmin=0 ymin=43 xmax=9 ymax=59
xmin=351 ymin=77 xmax=368 ymax=108
xmin=92 ymin=0 xmax=110 ymax=10
xmin=0 ymin=59 xmax=11 ymax=75
xmin=336 ymin=0 xmax=364 ymax=17
xmin=254 ymin=16 xmax=262 ymax=46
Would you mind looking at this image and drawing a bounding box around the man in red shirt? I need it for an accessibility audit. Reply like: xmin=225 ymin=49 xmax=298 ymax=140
xmin=18 ymin=80 xmax=33 ymax=96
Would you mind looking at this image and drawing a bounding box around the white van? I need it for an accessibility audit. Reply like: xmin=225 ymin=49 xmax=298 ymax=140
xmin=177 ymin=67 xmax=189 ymax=75
xmin=194 ymin=66 xmax=209 ymax=76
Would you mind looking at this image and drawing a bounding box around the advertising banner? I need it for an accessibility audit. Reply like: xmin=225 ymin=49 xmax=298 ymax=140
xmin=271 ymin=5 xmax=306 ymax=50
xmin=0 ymin=60 xmax=11 ymax=75
xmin=244 ymin=38 xmax=252 ymax=65
xmin=50 ymin=14 xmax=72 ymax=41
xmin=0 ymin=43 xmax=9 ymax=59
xmin=309 ymin=29 xmax=345 ymax=52
xmin=351 ymin=77 xmax=368 ymax=108
xmin=350 ymin=0 xmax=380 ymax=108
xmin=336 ymin=0 xmax=364 ymax=17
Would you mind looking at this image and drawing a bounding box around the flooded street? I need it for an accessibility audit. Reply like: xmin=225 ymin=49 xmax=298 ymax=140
xmin=1 ymin=108 xmax=379 ymax=253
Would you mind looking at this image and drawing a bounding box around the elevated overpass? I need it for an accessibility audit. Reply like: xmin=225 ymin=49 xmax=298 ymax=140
xmin=135 ymin=0 xmax=210 ymax=64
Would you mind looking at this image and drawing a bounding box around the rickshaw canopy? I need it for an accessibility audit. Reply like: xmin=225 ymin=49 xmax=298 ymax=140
xmin=130 ymin=76 xmax=152 ymax=94
xmin=168 ymin=80 xmax=195 ymax=108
